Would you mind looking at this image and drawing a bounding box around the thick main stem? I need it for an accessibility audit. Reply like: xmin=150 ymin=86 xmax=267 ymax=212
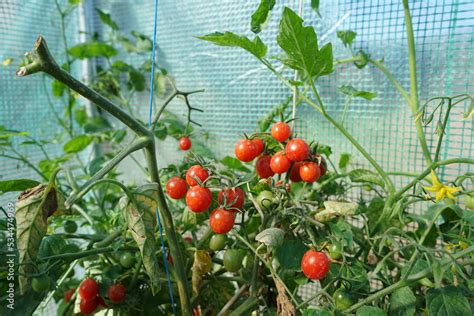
xmin=17 ymin=36 xmax=193 ymax=315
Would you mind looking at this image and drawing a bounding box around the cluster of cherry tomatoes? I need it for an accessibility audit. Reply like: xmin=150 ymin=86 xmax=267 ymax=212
xmin=166 ymin=164 xmax=245 ymax=234
xmin=67 ymin=278 xmax=126 ymax=314
xmin=235 ymin=122 xmax=326 ymax=183
xmin=168 ymin=121 xmax=332 ymax=281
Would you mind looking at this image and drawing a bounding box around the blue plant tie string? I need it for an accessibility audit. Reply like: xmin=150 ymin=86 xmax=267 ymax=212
xmin=147 ymin=0 xmax=176 ymax=314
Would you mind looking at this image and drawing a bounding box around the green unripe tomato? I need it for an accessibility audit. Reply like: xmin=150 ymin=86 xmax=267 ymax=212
xmin=209 ymin=234 xmax=227 ymax=251
xmin=256 ymin=190 xmax=273 ymax=210
xmin=31 ymin=275 xmax=50 ymax=293
xmin=328 ymin=243 xmax=342 ymax=260
xmin=64 ymin=220 xmax=78 ymax=234
xmin=120 ymin=252 xmax=136 ymax=269
xmin=464 ymin=195 xmax=474 ymax=210
xmin=223 ymin=249 xmax=245 ymax=272
xmin=333 ymin=288 xmax=355 ymax=310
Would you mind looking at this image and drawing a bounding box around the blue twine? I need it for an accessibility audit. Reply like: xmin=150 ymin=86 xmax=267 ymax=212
xmin=147 ymin=0 xmax=176 ymax=314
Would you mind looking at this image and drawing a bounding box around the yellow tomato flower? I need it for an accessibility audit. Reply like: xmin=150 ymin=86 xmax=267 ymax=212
xmin=2 ymin=58 xmax=13 ymax=66
xmin=423 ymin=170 xmax=461 ymax=202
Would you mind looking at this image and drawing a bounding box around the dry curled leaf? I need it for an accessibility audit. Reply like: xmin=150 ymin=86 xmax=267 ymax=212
xmin=192 ymin=250 xmax=212 ymax=295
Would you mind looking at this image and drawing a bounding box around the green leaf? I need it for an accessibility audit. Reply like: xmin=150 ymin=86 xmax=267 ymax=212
xmin=120 ymin=184 xmax=161 ymax=292
xmin=389 ymin=287 xmax=416 ymax=316
xmin=338 ymin=153 xmax=351 ymax=169
xmin=69 ymin=0 xmax=81 ymax=4
xmin=68 ymin=41 xmax=118 ymax=59
xmin=0 ymin=179 xmax=40 ymax=194
xmin=38 ymin=157 xmax=68 ymax=179
xmin=63 ymin=135 xmax=93 ymax=154
xmin=339 ymin=85 xmax=377 ymax=100
xmin=131 ymin=31 xmax=153 ymax=52
xmin=220 ymin=156 xmax=250 ymax=172
xmin=16 ymin=184 xmax=61 ymax=294
xmin=182 ymin=207 xmax=207 ymax=226
xmin=83 ymin=116 xmax=111 ymax=133
xmin=426 ymin=286 xmax=472 ymax=315
xmin=198 ymin=32 xmax=267 ymax=59
xmin=277 ymin=7 xmax=333 ymax=77
xmin=356 ymin=306 xmax=386 ymax=316
xmin=255 ymin=227 xmax=285 ymax=247
xmin=250 ymin=0 xmax=275 ymax=33
xmin=96 ymin=9 xmax=119 ymax=30
xmin=274 ymin=239 xmax=306 ymax=271
xmin=74 ymin=106 xmax=88 ymax=126
xmin=127 ymin=68 xmax=145 ymax=91
xmin=337 ymin=30 xmax=357 ymax=47
xmin=258 ymin=97 xmax=291 ymax=132
xmin=310 ymin=0 xmax=321 ymax=17
xmin=348 ymin=169 xmax=385 ymax=188
xmin=0 ymin=126 xmax=29 ymax=139
xmin=303 ymin=308 xmax=331 ymax=316
xmin=51 ymin=80 xmax=66 ymax=97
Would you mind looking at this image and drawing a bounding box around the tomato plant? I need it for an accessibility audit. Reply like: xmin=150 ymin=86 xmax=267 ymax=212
xmin=1 ymin=1 xmax=473 ymax=315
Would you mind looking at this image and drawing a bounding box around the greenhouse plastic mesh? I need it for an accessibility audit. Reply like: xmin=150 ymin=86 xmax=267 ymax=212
xmin=0 ymin=0 xmax=473 ymax=308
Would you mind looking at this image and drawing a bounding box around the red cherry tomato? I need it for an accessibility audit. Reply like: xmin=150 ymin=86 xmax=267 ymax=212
xmin=79 ymin=278 xmax=99 ymax=300
xmin=285 ymin=138 xmax=310 ymax=162
xmin=186 ymin=165 xmax=209 ymax=186
xmin=301 ymin=250 xmax=331 ymax=280
xmin=209 ymin=208 xmax=236 ymax=234
xmin=64 ymin=288 xmax=75 ymax=303
xmin=186 ymin=186 xmax=212 ymax=213
xmin=166 ymin=177 xmax=188 ymax=199
xmin=271 ymin=122 xmax=291 ymax=142
xmin=256 ymin=155 xmax=275 ymax=178
xmin=252 ymin=138 xmax=265 ymax=156
xmin=299 ymin=162 xmax=321 ymax=183
xmin=289 ymin=162 xmax=302 ymax=182
xmin=184 ymin=236 xmax=194 ymax=243
xmin=270 ymin=152 xmax=291 ymax=174
xmin=80 ymin=296 xmax=99 ymax=314
xmin=235 ymin=139 xmax=257 ymax=162
xmin=178 ymin=137 xmax=192 ymax=151
xmin=218 ymin=187 xmax=245 ymax=210
xmin=108 ymin=283 xmax=126 ymax=304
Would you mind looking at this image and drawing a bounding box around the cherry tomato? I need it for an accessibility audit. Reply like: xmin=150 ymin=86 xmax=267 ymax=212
xmin=299 ymin=162 xmax=321 ymax=183
xmin=333 ymin=288 xmax=355 ymax=310
xmin=255 ymin=155 xmax=275 ymax=178
xmin=235 ymin=139 xmax=257 ymax=162
xmin=166 ymin=177 xmax=188 ymax=199
xmin=217 ymin=187 xmax=245 ymax=210
xmin=289 ymin=162 xmax=302 ymax=182
xmin=209 ymin=234 xmax=227 ymax=251
xmin=271 ymin=122 xmax=291 ymax=142
xmin=328 ymin=243 xmax=342 ymax=260
xmin=270 ymin=152 xmax=291 ymax=174
xmin=80 ymin=296 xmax=99 ymax=314
xmin=64 ymin=288 xmax=75 ymax=303
xmin=186 ymin=165 xmax=209 ymax=186
xmin=223 ymin=249 xmax=245 ymax=272
xmin=79 ymin=278 xmax=99 ymax=300
xmin=256 ymin=190 xmax=273 ymax=210
xmin=285 ymin=138 xmax=310 ymax=162
xmin=186 ymin=186 xmax=212 ymax=213
xmin=31 ymin=274 xmax=50 ymax=293
xmin=108 ymin=283 xmax=126 ymax=304
xmin=209 ymin=208 xmax=235 ymax=234
xmin=252 ymin=138 xmax=265 ymax=156
xmin=301 ymin=250 xmax=330 ymax=280
xmin=64 ymin=220 xmax=78 ymax=234
xmin=179 ymin=136 xmax=192 ymax=151
xmin=119 ymin=252 xmax=136 ymax=269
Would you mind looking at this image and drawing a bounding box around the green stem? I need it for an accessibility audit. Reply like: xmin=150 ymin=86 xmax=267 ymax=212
xmin=343 ymin=245 xmax=474 ymax=313
xmin=433 ymin=99 xmax=453 ymax=162
xmin=394 ymin=158 xmax=474 ymax=200
xmin=402 ymin=0 xmax=433 ymax=166
xmin=333 ymin=55 xmax=364 ymax=66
